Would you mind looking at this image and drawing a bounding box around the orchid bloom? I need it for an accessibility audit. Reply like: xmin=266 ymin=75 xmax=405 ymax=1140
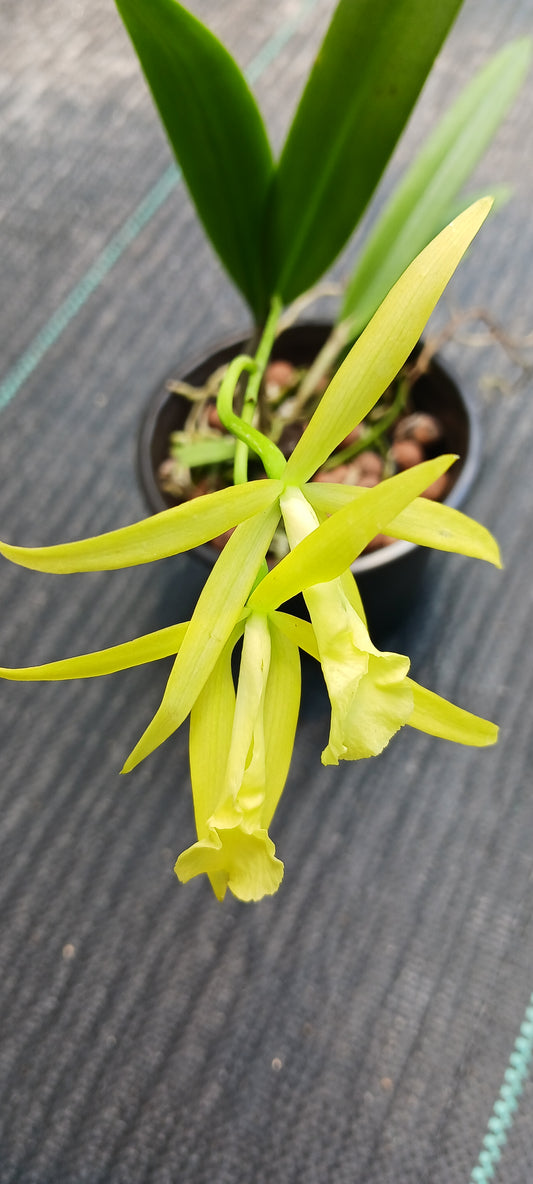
xmin=248 ymin=471 xmax=498 ymax=773
xmin=176 ymin=610 xmax=301 ymax=901
xmin=0 ymin=200 xmax=500 ymax=902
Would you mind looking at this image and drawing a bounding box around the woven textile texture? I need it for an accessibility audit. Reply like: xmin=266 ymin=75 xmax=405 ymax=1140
xmin=0 ymin=1 xmax=533 ymax=1181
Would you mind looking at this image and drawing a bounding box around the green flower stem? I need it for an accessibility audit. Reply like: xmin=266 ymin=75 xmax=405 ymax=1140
xmin=216 ymin=304 xmax=286 ymax=483
xmin=234 ymin=294 xmax=284 ymax=483
xmin=216 ymin=358 xmax=286 ymax=481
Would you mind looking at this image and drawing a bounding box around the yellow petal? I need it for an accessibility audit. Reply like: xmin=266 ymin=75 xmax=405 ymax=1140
xmin=261 ymin=618 xmax=301 ymax=826
xmin=323 ymin=649 xmax=413 ymax=764
xmin=251 ymin=460 xmax=455 ymax=612
xmin=189 ymin=628 xmax=237 ymax=837
xmin=224 ymin=614 xmax=271 ymax=807
xmin=338 ymin=568 xmax=368 ymax=627
xmin=175 ymin=822 xmax=283 ymax=902
xmin=407 ymin=678 xmax=498 ymax=746
xmin=268 ymin=611 xmax=320 ymax=661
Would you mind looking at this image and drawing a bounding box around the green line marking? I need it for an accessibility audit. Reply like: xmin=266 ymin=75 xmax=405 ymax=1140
xmin=246 ymin=0 xmax=321 ymax=84
xmin=0 ymin=165 xmax=178 ymax=412
xmin=470 ymin=994 xmax=533 ymax=1183
xmin=0 ymin=0 xmax=322 ymax=412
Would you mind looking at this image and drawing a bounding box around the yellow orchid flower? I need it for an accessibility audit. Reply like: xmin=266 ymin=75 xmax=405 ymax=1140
xmin=0 ymin=201 xmax=501 ymax=902
xmin=176 ymin=611 xmax=300 ymax=901
xmin=250 ymin=478 xmax=498 ymax=767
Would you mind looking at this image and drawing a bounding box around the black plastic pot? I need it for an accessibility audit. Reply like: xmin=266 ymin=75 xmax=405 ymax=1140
xmin=137 ymin=322 xmax=481 ymax=635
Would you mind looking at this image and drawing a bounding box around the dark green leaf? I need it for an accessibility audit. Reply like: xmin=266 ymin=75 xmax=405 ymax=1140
xmin=115 ymin=0 xmax=274 ymax=319
xmin=270 ymin=0 xmax=463 ymax=303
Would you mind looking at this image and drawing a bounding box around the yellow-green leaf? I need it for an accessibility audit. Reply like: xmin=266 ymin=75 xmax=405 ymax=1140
xmin=0 ymin=623 xmax=189 ymax=681
xmin=306 ymin=483 xmax=502 ymax=567
xmin=0 ymin=480 xmax=282 ymax=573
xmin=284 ymin=199 xmax=492 ymax=485
xmin=407 ymin=678 xmax=498 ymax=746
xmin=341 ymin=40 xmax=531 ymax=335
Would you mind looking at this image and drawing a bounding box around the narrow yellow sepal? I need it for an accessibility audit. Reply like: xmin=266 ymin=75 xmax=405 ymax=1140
xmin=0 ymin=480 xmax=282 ymax=573
xmin=0 ymin=623 xmax=189 ymax=681
xmin=268 ymin=611 xmax=320 ymax=661
xmin=306 ymin=484 xmax=502 ymax=568
xmin=407 ymin=678 xmax=498 ymax=746
xmin=121 ymin=501 xmax=280 ymax=773
xmin=261 ymin=618 xmax=301 ymax=825
xmin=188 ymin=627 xmax=237 ymax=836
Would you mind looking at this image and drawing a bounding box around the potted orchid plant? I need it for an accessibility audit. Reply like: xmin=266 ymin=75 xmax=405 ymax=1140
xmin=111 ymin=0 xmax=528 ymax=533
xmin=0 ymin=201 xmax=500 ymax=902
xmin=1 ymin=0 xmax=524 ymax=902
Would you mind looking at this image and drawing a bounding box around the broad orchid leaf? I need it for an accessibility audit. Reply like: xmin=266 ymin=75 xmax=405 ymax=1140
xmin=122 ymin=501 xmax=280 ymax=772
xmin=0 ymin=623 xmax=189 ymax=682
xmin=0 ymin=481 xmax=282 ymax=573
xmin=114 ymin=0 xmax=274 ymax=320
xmin=270 ymin=0 xmax=463 ymax=304
xmin=407 ymin=678 xmax=498 ymax=746
xmin=284 ymin=199 xmax=492 ymax=486
xmin=306 ymin=484 xmax=502 ymax=567
xmin=261 ymin=619 xmax=301 ymax=825
xmin=251 ymin=456 xmax=455 ymax=612
xmin=341 ymin=40 xmax=530 ymax=334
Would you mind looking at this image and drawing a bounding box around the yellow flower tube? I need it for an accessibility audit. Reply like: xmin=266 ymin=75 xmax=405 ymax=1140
xmin=176 ymin=612 xmax=301 ymax=902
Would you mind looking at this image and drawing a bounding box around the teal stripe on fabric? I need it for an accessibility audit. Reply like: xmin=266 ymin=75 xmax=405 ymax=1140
xmin=470 ymin=994 xmax=533 ymax=1183
xmin=0 ymin=164 xmax=179 ymax=412
xmin=0 ymin=0 xmax=322 ymax=413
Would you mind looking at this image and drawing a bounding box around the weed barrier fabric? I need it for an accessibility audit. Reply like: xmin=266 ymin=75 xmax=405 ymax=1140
xmin=0 ymin=0 xmax=532 ymax=1180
